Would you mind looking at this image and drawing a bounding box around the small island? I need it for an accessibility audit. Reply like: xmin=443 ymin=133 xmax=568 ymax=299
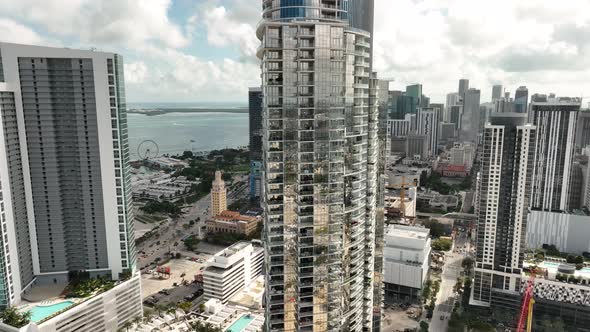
xmin=127 ymin=107 xmax=248 ymax=116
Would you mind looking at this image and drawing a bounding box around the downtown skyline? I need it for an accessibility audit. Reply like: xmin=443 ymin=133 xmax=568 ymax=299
xmin=1 ymin=0 xmax=590 ymax=103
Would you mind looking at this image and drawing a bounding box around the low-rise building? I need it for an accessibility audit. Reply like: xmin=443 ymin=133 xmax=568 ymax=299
xmin=145 ymin=156 xmax=189 ymax=170
xmin=0 ymin=275 xmax=142 ymax=332
xmin=440 ymin=164 xmax=470 ymax=178
xmin=417 ymin=191 xmax=459 ymax=212
xmin=383 ymin=225 xmax=431 ymax=303
xmin=203 ymin=241 xmax=264 ymax=304
xmin=206 ymin=210 xmax=261 ymax=236
xmin=385 ymin=187 xmax=417 ymax=220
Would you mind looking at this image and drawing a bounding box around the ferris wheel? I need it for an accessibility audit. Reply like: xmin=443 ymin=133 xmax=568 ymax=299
xmin=137 ymin=140 xmax=159 ymax=160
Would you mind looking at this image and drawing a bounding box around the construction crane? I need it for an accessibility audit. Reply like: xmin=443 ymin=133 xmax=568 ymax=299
xmin=399 ymin=176 xmax=406 ymax=219
xmin=517 ymin=271 xmax=536 ymax=332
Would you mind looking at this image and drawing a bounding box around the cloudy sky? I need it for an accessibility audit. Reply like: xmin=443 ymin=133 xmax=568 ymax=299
xmin=2 ymin=0 xmax=590 ymax=105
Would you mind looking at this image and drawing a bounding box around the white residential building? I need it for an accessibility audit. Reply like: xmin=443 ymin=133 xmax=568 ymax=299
xmin=417 ymin=107 xmax=439 ymax=158
xmin=203 ymin=241 xmax=264 ymax=304
xmin=0 ymin=42 xmax=141 ymax=331
xmin=383 ymin=225 xmax=431 ymax=303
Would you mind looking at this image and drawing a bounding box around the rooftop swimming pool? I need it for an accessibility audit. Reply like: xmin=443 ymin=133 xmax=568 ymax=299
xmin=28 ymin=301 xmax=75 ymax=322
xmin=225 ymin=314 xmax=254 ymax=332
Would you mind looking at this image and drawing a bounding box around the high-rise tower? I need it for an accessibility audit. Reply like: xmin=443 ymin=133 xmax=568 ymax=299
xmin=492 ymin=85 xmax=502 ymax=102
xmin=0 ymin=42 xmax=141 ymax=329
xmin=459 ymin=88 xmax=481 ymax=142
xmin=257 ymin=1 xmax=379 ymax=330
xmin=514 ymin=86 xmax=528 ymax=113
xmin=530 ymin=98 xmax=580 ymax=212
xmin=211 ymin=170 xmax=227 ymax=217
xmin=471 ymin=113 xmax=536 ymax=306
xmin=458 ymin=78 xmax=469 ymax=97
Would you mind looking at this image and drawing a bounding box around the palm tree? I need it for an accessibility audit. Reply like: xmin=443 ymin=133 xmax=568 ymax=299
xmin=0 ymin=307 xmax=31 ymax=328
xmin=132 ymin=316 xmax=143 ymax=327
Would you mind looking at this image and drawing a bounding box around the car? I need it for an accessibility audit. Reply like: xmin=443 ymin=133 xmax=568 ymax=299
xmin=158 ymin=289 xmax=170 ymax=295
xmin=440 ymin=315 xmax=445 ymax=320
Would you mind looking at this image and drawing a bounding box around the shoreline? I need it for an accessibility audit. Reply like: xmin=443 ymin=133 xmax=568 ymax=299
xmin=127 ymin=108 xmax=247 ymax=116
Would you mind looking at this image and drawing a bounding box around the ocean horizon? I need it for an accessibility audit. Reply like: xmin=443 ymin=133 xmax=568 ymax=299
xmin=127 ymin=105 xmax=249 ymax=160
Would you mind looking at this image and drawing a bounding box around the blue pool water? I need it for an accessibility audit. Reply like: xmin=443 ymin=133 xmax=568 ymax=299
xmin=225 ymin=315 xmax=254 ymax=332
xmin=29 ymin=301 xmax=75 ymax=322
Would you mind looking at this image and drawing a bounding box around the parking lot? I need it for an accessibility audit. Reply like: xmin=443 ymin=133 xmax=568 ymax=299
xmin=141 ymin=256 xmax=207 ymax=298
xmin=143 ymin=282 xmax=203 ymax=309
xmin=382 ymin=306 xmax=420 ymax=332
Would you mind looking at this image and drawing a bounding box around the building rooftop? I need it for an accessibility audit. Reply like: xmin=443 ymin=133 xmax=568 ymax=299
xmin=385 ymin=224 xmax=430 ymax=240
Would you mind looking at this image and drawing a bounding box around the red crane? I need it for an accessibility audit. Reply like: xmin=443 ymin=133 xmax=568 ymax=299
xmin=517 ymin=272 xmax=536 ymax=332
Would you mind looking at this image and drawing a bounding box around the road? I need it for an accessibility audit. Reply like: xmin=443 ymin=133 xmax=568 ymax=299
xmin=136 ymin=175 xmax=249 ymax=271
xmin=430 ymin=231 xmax=470 ymax=332
xmin=462 ymin=191 xmax=474 ymax=214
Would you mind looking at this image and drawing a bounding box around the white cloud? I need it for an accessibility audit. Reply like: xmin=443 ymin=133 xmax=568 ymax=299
xmin=197 ymin=5 xmax=259 ymax=58
xmin=4 ymin=0 xmax=590 ymax=103
xmin=124 ymin=62 xmax=148 ymax=84
xmin=0 ymin=0 xmax=188 ymax=48
xmin=0 ymin=18 xmax=46 ymax=45
xmin=373 ymin=0 xmax=590 ymax=102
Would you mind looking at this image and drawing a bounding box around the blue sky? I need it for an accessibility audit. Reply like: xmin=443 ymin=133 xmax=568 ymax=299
xmin=2 ymin=0 xmax=590 ymax=105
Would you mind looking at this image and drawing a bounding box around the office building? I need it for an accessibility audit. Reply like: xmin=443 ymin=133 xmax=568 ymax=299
xmin=430 ymin=103 xmax=444 ymax=125
xmin=471 ymin=112 xmax=536 ymax=307
xmin=211 ymin=170 xmax=227 ymax=217
xmin=449 ymin=142 xmax=475 ymax=170
xmin=388 ymin=118 xmax=411 ymax=138
xmin=531 ymin=93 xmax=548 ymax=103
xmin=450 ymin=105 xmax=462 ymax=131
xmin=459 ymin=88 xmax=481 ymax=142
xmin=383 ymin=225 xmax=430 ymax=303
xmin=439 ymin=122 xmax=456 ymax=142
xmin=530 ymin=98 xmax=580 ymax=211
xmin=391 ymin=94 xmax=415 ymax=120
xmin=406 ymin=84 xmax=422 ymax=113
xmin=203 ymin=241 xmax=264 ymax=304
xmin=257 ymin=1 xmax=380 ymax=330
xmin=458 ymin=79 xmax=469 ymax=97
xmin=575 ymin=109 xmax=590 ymax=151
xmin=492 ymin=84 xmax=502 ymax=102
xmin=420 ymin=95 xmax=430 ymax=108
xmin=445 ymin=92 xmax=459 ymax=122
xmin=0 ymin=42 xmax=140 ymax=330
xmin=406 ymin=135 xmax=428 ymax=160
xmin=494 ymin=98 xmax=515 ymax=113
xmin=417 ymin=107 xmax=438 ymax=157
xmin=514 ymin=86 xmax=528 ymax=113
xmin=249 ymin=87 xmax=263 ymax=202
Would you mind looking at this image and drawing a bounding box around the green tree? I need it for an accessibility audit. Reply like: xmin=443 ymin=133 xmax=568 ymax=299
xmin=432 ymin=238 xmax=453 ymax=251
xmin=462 ymin=257 xmax=475 ymax=271
xmin=537 ymin=316 xmax=566 ymax=332
xmin=420 ymin=321 xmax=429 ymax=332
xmin=0 ymin=307 xmax=31 ymax=328
xmin=422 ymin=219 xmax=447 ymax=238
xmin=178 ymin=301 xmax=192 ymax=313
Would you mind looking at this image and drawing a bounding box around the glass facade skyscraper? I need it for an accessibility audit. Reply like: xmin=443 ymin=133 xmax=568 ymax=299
xmin=257 ymin=1 xmax=379 ymax=330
